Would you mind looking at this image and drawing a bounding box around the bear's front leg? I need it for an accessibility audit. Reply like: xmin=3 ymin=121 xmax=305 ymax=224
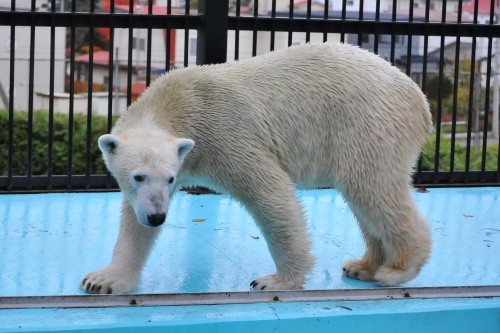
xmin=227 ymin=165 xmax=315 ymax=291
xmin=81 ymin=197 xmax=161 ymax=294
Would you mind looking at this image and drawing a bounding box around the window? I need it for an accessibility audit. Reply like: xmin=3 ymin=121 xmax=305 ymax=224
xmin=5 ymin=38 xmax=15 ymax=52
xmin=379 ymin=35 xmax=391 ymax=44
xmin=189 ymin=37 xmax=197 ymax=58
xmin=394 ymin=35 xmax=404 ymax=44
xmin=132 ymin=37 xmax=145 ymax=51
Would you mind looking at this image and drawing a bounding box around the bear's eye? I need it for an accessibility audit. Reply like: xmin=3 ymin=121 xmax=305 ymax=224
xmin=168 ymin=176 xmax=175 ymax=184
xmin=134 ymin=175 xmax=146 ymax=182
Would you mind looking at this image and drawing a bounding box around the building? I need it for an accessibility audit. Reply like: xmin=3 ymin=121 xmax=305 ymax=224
xmin=0 ymin=3 xmax=66 ymax=111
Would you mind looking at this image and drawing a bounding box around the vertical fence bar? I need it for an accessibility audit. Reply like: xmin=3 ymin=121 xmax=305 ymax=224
xmin=412 ymin=0 xmax=427 ymax=183
xmin=234 ymin=0 xmax=241 ymax=60
xmin=405 ymin=0 xmax=414 ymax=77
xmin=105 ymin=0 xmax=116 ymax=189
xmin=418 ymin=0 xmax=431 ymax=179
xmin=464 ymin=0 xmax=479 ymax=180
xmin=27 ymin=0 xmax=36 ymax=189
xmin=389 ymin=0 xmax=397 ymax=64
xmin=126 ymin=0 xmax=134 ymax=106
xmin=196 ymin=0 xmax=228 ymax=65
xmin=305 ymin=0 xmax=311 ymax=43
xmin=85 ymin=1 xmax=96 ymax=185
xmin=373 ymin=0 xmax=380 ymax=54
xmin=67 ymin=0 xmax=77 ymax=189
xmin=7 ymin=0 xmax=15 ymax=190
xmin=479 ymin=36 xmax=493 ymax=176
xmin=183 ymin=0 xmax=190 ymax=67
xmin=165 ymin=0 xmax=172 ymax=70
xmin=496 ymin=0 xmax=500 ymax=182
xmin=480 ymin=1 xmax=497 ymax=179
xmin=288 ymin=0 xmax=293 ymax=47
xmin=323 ymin=0 xmax=329 ymax=43
xmin=146 ymin=0 xmax=153 ymax=86
xmin=433 ymin=1 xmax=447 ymax=177
xmin=270 ymin=0 xmax=276 ymax=51
xmin=449 ymin=0 xmax=464 ymax=177
xmin=497 ymin=3 xmax=500 ymax=182
xmin=340 ymin=0 xmax=346 ymax=43
xmin=47 ymin=0 xmax=57 ymax=189
xmin=252 ymin=0 xmax=258 ymax=57
xmin=357 ymin=0 xmax=363 ymax=47
xmin=107 ymin=0 xmax=115 ymax=131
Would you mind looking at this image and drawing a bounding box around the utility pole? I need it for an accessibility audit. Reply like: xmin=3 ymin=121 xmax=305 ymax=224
xmin=114 ymin=29 xmax=121 ymax=115
xmin=0 ymin=81 xmax=8 ymax=108
xmin=475 ymin=60 xmax=481 ymax=149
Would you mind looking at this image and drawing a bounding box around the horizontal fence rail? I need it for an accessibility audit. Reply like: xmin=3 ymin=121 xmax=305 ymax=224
xmin=1 ymin=0 xmax=500 ymax=192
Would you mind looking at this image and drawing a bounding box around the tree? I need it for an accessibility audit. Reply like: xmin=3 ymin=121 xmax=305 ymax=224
xmin=59 ymin=0 xmax=109 ymax=54
xmin=424 ymin=73 xmax=453 ymax=121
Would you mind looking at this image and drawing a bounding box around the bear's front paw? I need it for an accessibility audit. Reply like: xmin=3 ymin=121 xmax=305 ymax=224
xmin=250 ymin=274 xmax=304 ymax=291
xmin=81 ymin=268 xmax=139 ymax=294
xmin=342 ymin=259 xmax=376 ymax=282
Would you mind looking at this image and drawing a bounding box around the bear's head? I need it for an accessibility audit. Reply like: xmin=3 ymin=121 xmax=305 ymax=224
xmin=98 ymin=130 xmax=194 ymax=228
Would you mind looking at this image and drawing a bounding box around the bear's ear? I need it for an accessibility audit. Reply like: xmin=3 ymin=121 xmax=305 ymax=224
xmin=176 ymin=138 xmax=195 ymax=165
xmin=98 ymin=134 xmax=120 ymax=157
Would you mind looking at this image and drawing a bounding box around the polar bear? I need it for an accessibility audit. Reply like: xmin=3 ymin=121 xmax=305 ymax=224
xmin=81 ymin=42 xmax=432 ymax=294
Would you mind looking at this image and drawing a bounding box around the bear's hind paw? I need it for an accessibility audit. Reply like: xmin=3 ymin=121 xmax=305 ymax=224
xmin=250 ymin=274 xmax=303 ymax=291
xmin=373 ymin=266 xmax=419 ymax=286
xmin=342 ymin=259 xmax=376 ymax=282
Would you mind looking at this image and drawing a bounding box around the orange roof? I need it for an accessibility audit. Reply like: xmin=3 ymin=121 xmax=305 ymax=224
xmin=293 ymin=0 xmax=324 ymax=8
xmin=75 ymin=51 xmax=109 ymax=65
xmin=462 ymin=0 xmax=499 ymax=14
xmin=128 ymin=81 xmax=147 ymax=95
xmin=115 ymin=4 xmax=176 ymax=15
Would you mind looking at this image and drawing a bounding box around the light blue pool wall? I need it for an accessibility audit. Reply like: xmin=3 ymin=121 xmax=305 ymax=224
xmin=0 ymin=187 xmax=499 ymax=332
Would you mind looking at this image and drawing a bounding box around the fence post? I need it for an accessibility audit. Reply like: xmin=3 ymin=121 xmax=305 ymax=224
xmin=196 ymin=0 xmax=229 ymax=65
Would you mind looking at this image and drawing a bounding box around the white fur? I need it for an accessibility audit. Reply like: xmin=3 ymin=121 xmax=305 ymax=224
xmin=81 ymin=42 xmax=432 ymax=294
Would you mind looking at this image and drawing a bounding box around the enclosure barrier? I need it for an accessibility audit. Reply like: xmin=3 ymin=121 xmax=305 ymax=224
xmin=1 ymin=0 xmax=500 ymax=192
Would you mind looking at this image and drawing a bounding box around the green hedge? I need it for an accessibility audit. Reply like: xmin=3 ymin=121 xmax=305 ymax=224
xmin=0 ymin=110 xmax=115 ymax=176
xmin=421 ymin=135 xmax=499 ymax=171
xmin=1 ymin=109 xmax=498 ymax=176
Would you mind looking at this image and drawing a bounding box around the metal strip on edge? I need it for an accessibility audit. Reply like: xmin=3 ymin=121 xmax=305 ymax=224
xmin=0 ymin=286 xmax=499 ymax=309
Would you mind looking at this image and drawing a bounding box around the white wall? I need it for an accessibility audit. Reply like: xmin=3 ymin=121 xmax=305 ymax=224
xmin=0 ymin=26 xmax=65 ymax=111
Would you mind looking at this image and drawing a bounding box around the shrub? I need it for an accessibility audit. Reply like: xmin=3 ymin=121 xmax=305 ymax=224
xmin=1 ymin=109 xmax=498 ymax=176
xmin=422 ymin=135 xmax=499 ymax=171
xmin=0 ymin=110 xmax=115 ymax=176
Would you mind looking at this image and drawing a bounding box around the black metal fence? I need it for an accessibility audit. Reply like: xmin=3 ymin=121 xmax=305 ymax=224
xmin=1 ymin=0 xmax=500 ymax=192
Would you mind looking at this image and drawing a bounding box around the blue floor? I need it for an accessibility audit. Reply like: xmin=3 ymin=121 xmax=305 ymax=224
xmin=0 ymin=187 xmax=499 ymax=332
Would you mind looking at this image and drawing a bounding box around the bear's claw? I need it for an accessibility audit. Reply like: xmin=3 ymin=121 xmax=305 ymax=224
xmin=81 ymin=267 xmax=137 ymax=294
xmin=342 ymin=259 xmax=376 ymax=282
xmin=250 ymin=274 xmax=303 ymax=291
xmin=250 ymin=280 xmax=267 ymax=290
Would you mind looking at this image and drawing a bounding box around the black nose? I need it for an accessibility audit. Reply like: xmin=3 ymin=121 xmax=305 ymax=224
xmin=147 ymin=213 xmax=166 ymax=226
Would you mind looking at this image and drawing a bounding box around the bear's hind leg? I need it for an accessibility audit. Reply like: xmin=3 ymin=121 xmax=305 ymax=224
xmin=373 ymin=207 xmax=431 ymax=286
xmin=341 ymin=183 xmax=431 ymax=286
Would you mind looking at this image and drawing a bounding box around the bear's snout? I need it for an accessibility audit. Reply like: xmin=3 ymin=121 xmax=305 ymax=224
xmin=147 ymin=213 xmax=166 ymax=226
